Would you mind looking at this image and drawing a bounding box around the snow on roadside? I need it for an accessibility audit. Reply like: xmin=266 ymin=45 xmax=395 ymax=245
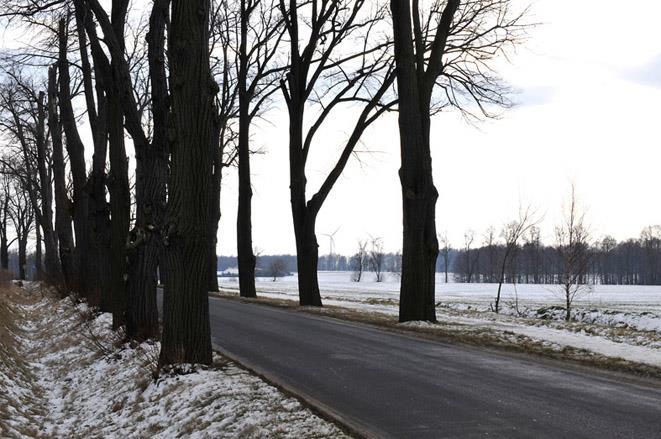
xmin=1 ymin=284 xmax=348 ymax=439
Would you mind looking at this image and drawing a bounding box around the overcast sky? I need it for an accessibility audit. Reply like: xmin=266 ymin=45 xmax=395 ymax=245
xmin=3 ymin=0 xmax=661 ymax=256
xmin=216 ymin=0 xmax=661 ymax=256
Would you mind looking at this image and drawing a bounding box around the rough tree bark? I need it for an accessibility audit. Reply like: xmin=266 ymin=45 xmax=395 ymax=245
xmin=236 ymin=1 xmax=256 ymax=298
xmin=30 ymin=91 xmax=61 ymax=283
xmin=208 ymin=123 xmax=221 ymax=292
xmin=82 ymin=0 xmax=164 ymax=339
xmin=75 ymin=3 xmax=112 ymax=310
xmin=104 ymin=0 xmax=131 ymax=330
xmin=126 ymin=0 xmax=170 ymax=340
xmin=58 ymin=19 xmax=90 ymax=296
xmin=48 ymin=65 xmax=76 ymax=290
xmin=160 ymin=0 xmax=215 ymax=365
xmin=390 ymin=0 xmax=459 ymax=322
xmin=0 ymin=193 xmax=8 ymax=270
xmin=34 ymin=224 xmax=42 ymax=279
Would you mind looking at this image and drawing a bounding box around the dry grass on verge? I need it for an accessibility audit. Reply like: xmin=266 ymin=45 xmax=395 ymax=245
xmin=0 ymin=283 xmax=47 ymax=438
xmin=2 ymin=284 xmax=349 ymax=439
xmin=211 ymin=291 xmax=661 ymax=380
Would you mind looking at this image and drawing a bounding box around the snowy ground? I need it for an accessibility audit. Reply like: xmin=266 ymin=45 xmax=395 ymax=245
xmin=0 ymin=283 xmax=347 ymax=438
xmin=219 ymin=272 xmax=661 ymax=369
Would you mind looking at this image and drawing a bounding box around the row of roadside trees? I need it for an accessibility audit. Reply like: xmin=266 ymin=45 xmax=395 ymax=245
xmin=0 ymin=0 xmax=528 ymax=365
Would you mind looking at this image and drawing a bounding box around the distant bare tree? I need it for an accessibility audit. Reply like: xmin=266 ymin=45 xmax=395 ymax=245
xmin=370 ymin=237 xmax=385 ymax=282
xmin=494 ymin=205 xmax=540 ymax=313
xmin=6 ymin=177 xmax=33 ymax=280
xmin=555 ymin=186 xmax=591 ymax=321
xmin=268 ymin=258 xmax=287 ymax=282
xmin=460 ymin=230 xmax=478 ymax=283
xmin=351 ymin=240 xmax=368 ymax=282
xmin=640 ymin=225 xmax=661 ymax=285
xmin=0 ymin=173 xmax=10 ymax=270
xmin=390 ymin=250 xmax=402 ymax=279
xmin=483 ymin=226 xmax=497 ymax=283
xmin=0 ymin=72 xmax=62 ymax=284
xmin=439 ymin=232 xmax=450 ymax=283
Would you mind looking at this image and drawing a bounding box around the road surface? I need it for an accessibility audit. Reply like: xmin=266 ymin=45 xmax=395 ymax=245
xmin=162 ymin=294 xmax=661 ymax=438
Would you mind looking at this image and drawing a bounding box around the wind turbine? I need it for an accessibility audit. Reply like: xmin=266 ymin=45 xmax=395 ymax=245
xmin=322 ymin=227 xmax=341 ymax=256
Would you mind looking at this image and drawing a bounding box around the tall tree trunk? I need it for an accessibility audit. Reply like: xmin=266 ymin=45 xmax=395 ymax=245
xmin=18 ymin=235 xmax=27 ymax=281
xmin=34 ymin=92 xmax=62 ymax=284
xmin=126 ymin=0 xmax=170 ymax=341
xmin=288 ymin=95 xmax=323 ymax=306
xmin=105 ymin=0 xmax=131 ymax=330
xmin=160 ymin=0 xmax=214 ymax=366
xmin=208 ymin=125 xmax=221 ymax=292
xmin=391 ymin=0 xmax=438 ymax=322
xmin=48 ymin=66 xmax=76 ymax=291
xmin=294 ymin=215 xmax=321 ymax=306
xmin=236 ymin=0 xmax=256 ymax=298
xmin=75 ymin=2 xmax=112 ymax=310
xmin=0 ymin=238 xmax=7 ymax=271
xmin=107 ymin=90 xmax=130 ymax=329
xmin=0 ymin=195 xmax=7 ymax=271
xmin=58 ymin=19 xmax=90 ymax=297
xmin=34 ymin=225 xmax=42 ymax=280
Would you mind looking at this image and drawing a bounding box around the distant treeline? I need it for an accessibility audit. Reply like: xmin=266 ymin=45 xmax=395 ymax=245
xmin=217 ymin=254 xmax=403 ymax=275
xmin=450 ymin=230 xmax=661 ymax=286
xmin=218 ymin=226 xmax=661 ymax=285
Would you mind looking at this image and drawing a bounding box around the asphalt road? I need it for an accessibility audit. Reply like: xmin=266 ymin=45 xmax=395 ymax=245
xmin=162 ymin=294 xmax=661 ymax=438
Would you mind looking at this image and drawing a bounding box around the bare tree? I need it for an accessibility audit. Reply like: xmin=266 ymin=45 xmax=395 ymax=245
xmin=57 ymin=17 xmax=91 ymax=298
xmin=370 ymin=236 xmax=385 ymax=282
xmin=208 ymin=1 xmax=239 ymax=293
xmin=483 ymin=226 xmax=497 ymax=282
xmin=438 ymin=232 xmax=450 ymax=283
xmin=81 ymin=0 xmax=168 ymax=338
xmin=232 ymin=0 xmax=286 ymax=298
xmin=0 ymin=71 xmax=63 ymax=285
xmin=47 ymin=64 xmax=76 ymax=291
xmin=555 ymin=186 xmax=591 ymax=321
xmin=494 ymin=205 xmax=540 ymax=313
xmin=279 ymin=0 xmax=395 ymax=306
xmin=390 ymin=250 xmax=402 ymax=279
xmin=460 ymin=229 xmax=477 ymax=283
xmin=351 ymin=240 xmax=368 ymax=282
xmin=268 ymin=258 xmax=287 ymax=281
xmin=74 ymin=2 xmax=113 ymax=311
xmin=390 ymin=0 xmax=528 ymax=322
xmin=6 ymin=177 xmax=33 ymax=280
xmin=0 ymin=173 xmax=10 ymax=270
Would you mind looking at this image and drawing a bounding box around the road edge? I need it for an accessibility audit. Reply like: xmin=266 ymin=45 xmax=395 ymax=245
xmin=211 ymin=343 xmax=383 ymax=439
xmin=210 ymin=292 xmax=661 ymax=387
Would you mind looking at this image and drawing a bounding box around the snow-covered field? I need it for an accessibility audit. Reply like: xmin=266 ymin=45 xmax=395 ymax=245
xmin=219 ymin=272 xmax=661 ymax=369
xmin=0 ymin=283 xmax=347 ymax=438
